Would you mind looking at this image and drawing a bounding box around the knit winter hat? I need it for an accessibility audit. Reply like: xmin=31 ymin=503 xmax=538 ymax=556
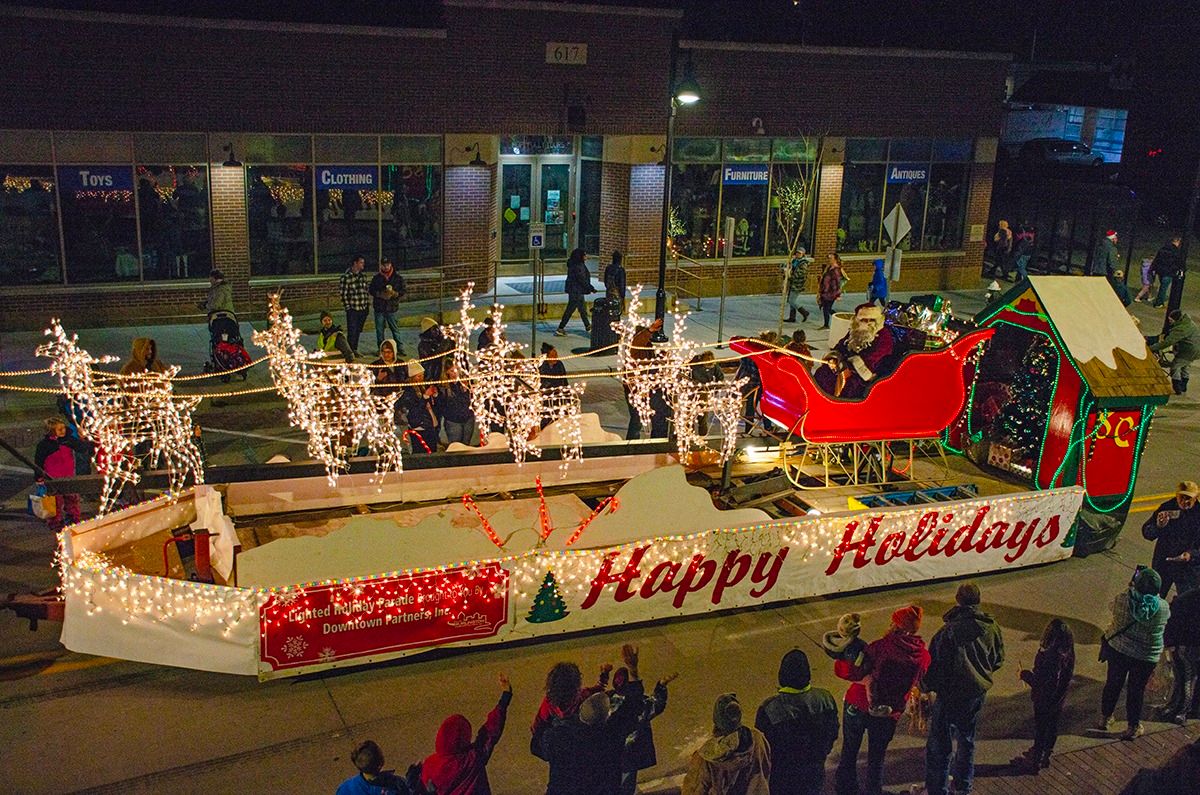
xmin=419 ymin=316 xmax=438 ymax=333
xmin=778 ymin=649 xmax=812 ymax=689
xmin=320 ymin=310 xmax=333 ymax=321
xmin=405 ymin=359 xmax=424 ymax=378
xmin=891 ymin=604 xmax=924 ymax=633
xmin=1133 ymin=566 xmax=1162 ymax=596
xmin=579 ymin=692 xmax=611 ymax=726
xmin=713 ymin=693 xmax=743 ymax=736
xmin=1106 ymin=229 xmax=1118 ymax=240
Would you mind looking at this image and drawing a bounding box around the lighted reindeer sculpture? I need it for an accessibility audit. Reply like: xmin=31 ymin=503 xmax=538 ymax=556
xmin=450 ymin=284 xmax=584 ymax=467
xmin=615 ymin=287 xmax=745 ymax=465
xmin=253 ymin=295 xmax=404 ymax=484
xmin=37 ymin=321 xmax=205 ymax=516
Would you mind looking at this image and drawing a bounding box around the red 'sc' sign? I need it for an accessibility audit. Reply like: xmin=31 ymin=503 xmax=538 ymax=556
xmin=260 ymin=563 xmax=509 ymax=672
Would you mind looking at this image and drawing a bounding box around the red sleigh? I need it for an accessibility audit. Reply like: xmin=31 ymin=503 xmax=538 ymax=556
xmin=730 ymin=328 xmax=994 ymax=443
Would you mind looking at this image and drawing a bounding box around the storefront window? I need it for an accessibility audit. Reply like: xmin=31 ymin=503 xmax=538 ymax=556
xmin=57 ymin=164 xmax=139 ymax=283
xmin=767 ymin=163 xmax=816 ymax=256
xmin=247 ymin=165 xmax=314 ymax=276
xmin=671 ymin=163 xmax=720 ymax=259
xmin=0 ymin=166 xmax=60 ymax=284
xmin=578 ymin=159 xmax=602 ymax=256
xmin=839 ymin=138 xmax=972 ymax=252
xmin=136 ymin=165 xmax=211 ymax=280
xmin=382 ymin=164 xmax=442 ymax=270
xmin=838 ymin=163 xmax=885 ymax=252
xmin=316 ymin=165 xmax=381 ymax=273
xmin=672 ymin=137 xmax=822 ymax=260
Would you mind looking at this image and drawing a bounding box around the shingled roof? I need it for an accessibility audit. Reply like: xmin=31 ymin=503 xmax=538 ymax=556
xmin=978 ymin=275 xmax=1172 ymax=406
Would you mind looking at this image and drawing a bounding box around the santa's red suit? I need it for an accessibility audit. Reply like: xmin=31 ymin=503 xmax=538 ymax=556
xmin=814 ymin=325 xmax=895 ymax=398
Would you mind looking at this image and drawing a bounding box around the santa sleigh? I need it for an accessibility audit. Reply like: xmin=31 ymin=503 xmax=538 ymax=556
xmin=730 ymin=328 xmax=994 ymax=484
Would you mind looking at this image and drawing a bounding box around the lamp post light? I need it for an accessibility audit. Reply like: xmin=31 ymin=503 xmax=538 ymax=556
xmin=653 ymin=36 xmax=700 ymax=341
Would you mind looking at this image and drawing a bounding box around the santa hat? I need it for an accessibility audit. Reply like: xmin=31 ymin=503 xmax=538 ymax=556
xmin=1105 ymin=229 xmax=1118 ymax=240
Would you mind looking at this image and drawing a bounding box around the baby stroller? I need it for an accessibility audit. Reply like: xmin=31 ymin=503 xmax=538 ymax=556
xmin=204 ymin=310 xmax=251 ymax=382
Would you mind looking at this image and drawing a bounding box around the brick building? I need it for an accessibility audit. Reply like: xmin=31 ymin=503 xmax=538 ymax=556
xmin=0 ymin=1 xmax=1008 ymax=330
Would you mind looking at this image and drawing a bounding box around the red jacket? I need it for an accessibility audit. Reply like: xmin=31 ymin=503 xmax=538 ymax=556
xmin=835 ymin=630 xmax=930 ymax=719
xmin=422 ymin=691 xmax=511 ymax=795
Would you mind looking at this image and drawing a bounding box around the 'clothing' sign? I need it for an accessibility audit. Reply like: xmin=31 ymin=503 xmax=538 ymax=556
xmin=316 ymin=166 xmax=377 ymax=189
xmin=723 ymin=165 xmax=770 ymax=184
xmin=887 ymin=164 xmax=929 ymax=183
xmin=58 ymin=166 xmax=134 ymax=192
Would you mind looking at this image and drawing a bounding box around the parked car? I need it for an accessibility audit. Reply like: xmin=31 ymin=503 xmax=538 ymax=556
xmin=1019 ymin=137 xmax=1105 ymax=166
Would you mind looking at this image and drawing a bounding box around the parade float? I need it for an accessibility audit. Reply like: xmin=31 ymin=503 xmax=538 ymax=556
xmin=35 ymin=280 xmax=1156 ymax=679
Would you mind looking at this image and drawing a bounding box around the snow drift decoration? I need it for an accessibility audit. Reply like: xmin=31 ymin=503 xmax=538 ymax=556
xmin=37 ymin=320 xmax=205 ymax=515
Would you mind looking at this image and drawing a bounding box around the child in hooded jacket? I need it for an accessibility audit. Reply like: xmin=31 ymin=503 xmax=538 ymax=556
xmin=421 ymin=674 xmax=511 ymax=795
xmin=1012 ymin=619 xmax=1075 ymax=771
xmin=34 ymin=417 xmax=88 ymax=531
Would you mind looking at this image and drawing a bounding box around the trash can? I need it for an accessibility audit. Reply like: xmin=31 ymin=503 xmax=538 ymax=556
xmin=590 ymin=296 xmax=621 ymax=351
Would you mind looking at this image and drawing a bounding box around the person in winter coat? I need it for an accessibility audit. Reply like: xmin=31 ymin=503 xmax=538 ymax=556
xmin=989 ymin=220 xmax=1012 ymax=277
xmin=370 ymin=258 xmax=407 ymax=352
xmin=1091 ymin=229 xmax=1121 ymax=277
xmin=417 ymin=317 xmax=453 ymax=382
xmin=477 ymin=317 xmax=497 ymax=351
xmin=604 ymin=250 xmax=628 ymax=302
xmin=818 ymin=253 xmax=845 ymax=329
xmin=922 ymin=583 xmax=1005 ymax=795
xmin=755 ymin=648 xmax=839 ymax=795
xmin=684 ymin=693 xmax=771 ymax=795
xmin=371 ymin=339 xmax=406 ymax=400
xmin=1151 ymin=234 xmax=1184 ymax=307
xmin=335 ymin=739 xmax=415 ymax=795
xmin=34 ymin=417 xmax=88 ymax=531
xmin=1099 ymin=566 xmax=1171 ymax=740
xmin=437 ymin=358 xmax=477 ymax=447
xmin=556 ymin=247 xmax=594 ymax=337
xmin=784 ymin=248 xmax=812 ymax=323
xmin=398 ymin=360 xmax=438 ymax=454
xmin=198 ymin=269 xmax=234 ymax=316
xmin=1012 ymin=224 xmax=1036 ymax=281
xmin=120 ymin=337 xmax=167 ymax=375
xmin=304 ymin=311 xmax=356 ymax=362
xmin=1149 ymin=311 xmax=1200 ymax=395
xmin=1012 ymin=619 xmax=1076 ymax=772
xmin=834 ymin=605 xmax=929 ymax=795
xmin=1141 ymin=481 xmax=1200 ymax=597
xmin=531 ymin=660 xmax=612 ymax=756
xmin=539 ymin=658 xmax=647 ymax=795
xmin=867 ymin=258 xmax=888 ymax=308
xmin=1163 ymin=587 xmax=1200 ymax=725
xmin=608 ymin=666 xmax=673 ymax=795
xmin=421 ymin=674 xmax=512 ymax=795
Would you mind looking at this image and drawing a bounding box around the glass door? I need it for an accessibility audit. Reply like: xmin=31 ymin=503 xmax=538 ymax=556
xmin=539 ymin=161 xmax=571 ymax=259
xmin=499 ymin=155 xmax=574 ymax=263
xmin=500 ymin=162 xmax=532 ymax=261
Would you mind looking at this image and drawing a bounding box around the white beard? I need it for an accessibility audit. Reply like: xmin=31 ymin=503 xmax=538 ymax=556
xmin=846 ymin=325 xmax=879 ymax=353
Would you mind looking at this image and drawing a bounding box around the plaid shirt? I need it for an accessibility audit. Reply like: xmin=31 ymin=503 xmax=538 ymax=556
xmin=339 ymin=267 xmax=370 ymax=311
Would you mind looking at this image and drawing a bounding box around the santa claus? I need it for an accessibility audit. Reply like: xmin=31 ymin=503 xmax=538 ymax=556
xmin=814 ymin=303 xmax=896 ymax=398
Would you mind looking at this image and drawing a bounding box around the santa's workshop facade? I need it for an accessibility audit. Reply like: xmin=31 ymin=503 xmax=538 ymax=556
xmin=0 ymin=1 xmax=1008 ymax=330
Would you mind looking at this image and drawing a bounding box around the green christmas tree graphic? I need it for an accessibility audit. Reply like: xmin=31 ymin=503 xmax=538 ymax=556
xmin=526 ymin=570 xmax=569 ymax=624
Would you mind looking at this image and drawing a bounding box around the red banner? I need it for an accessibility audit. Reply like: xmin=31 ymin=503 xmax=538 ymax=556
xmin=259 ymin=563 xmax=509 ymax=673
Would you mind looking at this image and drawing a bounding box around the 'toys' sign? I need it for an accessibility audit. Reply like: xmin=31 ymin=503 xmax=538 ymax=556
xmin=57 ymin=166 xmax=134 ymax=191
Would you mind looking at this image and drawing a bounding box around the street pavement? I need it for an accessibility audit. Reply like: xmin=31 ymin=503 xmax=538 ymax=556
xmin=0 ymin=272 xmax=1197 ymax=794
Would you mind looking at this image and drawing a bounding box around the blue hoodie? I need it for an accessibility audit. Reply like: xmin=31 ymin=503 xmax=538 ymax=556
xmin=869 ymin=259 xmax=888 ymax=300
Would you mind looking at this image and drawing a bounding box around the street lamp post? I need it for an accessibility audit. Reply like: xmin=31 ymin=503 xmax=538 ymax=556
xmin=653 ymin=35 xmax=700 ymax=341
